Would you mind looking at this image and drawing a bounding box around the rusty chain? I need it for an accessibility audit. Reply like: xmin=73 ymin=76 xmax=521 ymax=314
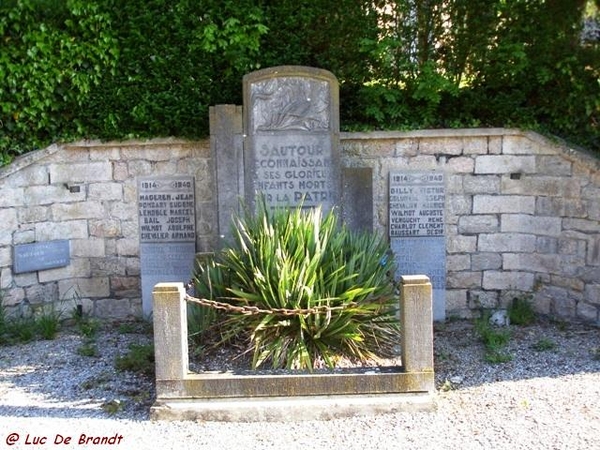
xmin=184 ymin=293 xmax=357 ymax=317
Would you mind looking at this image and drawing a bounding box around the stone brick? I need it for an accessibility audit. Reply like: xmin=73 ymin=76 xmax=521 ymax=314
xmin=49 ymin=162 xmax=112 ymax=183
xmin=535 ymin=197 xmax=587 ymax=218
xmin=110 ymin=202 xmax=137 ymax=220
xmin=38 ymin=259 xmax=91 ymax=283
xmin=51 ymin=201 xmax=105 ymax=220
xmin=473 ymin=195 xmax=535 ymax=214
xmin=463 ymin=137 xmax=488 ymax=155
xmin=12 ymin=229 xmax=35 ymax=245
xmin=536 ymin=156 xmax=572 ymax=176
xmin=116 ymin=238 xmax=138 ymax=256
xmin=446 ymin=156 xmax=474 ymax=173
xmin=447 ymin=235 xmax=477 ymax=253
xmin=458 ymin=215 xmax=499 ymax=234
xmin=471 ymin=253 xmax=502 ymax=270
xmin=445 ymin=289 xmax=470 ymax=317
xmin=18 ymin=205 xmax=49 ymax=223
xmin=419 ymin=137 xmax=463 ymax=155
xmin=562 ymin=218 xmax=599 ymax=233
xmin=576 ymin=301 xmax=599 ymax=324
xmin=463 ymin=175 xmax=500 ymax=194
xmin=94 ymin=298 xmax=136 ymax=319
xmin=501 ymin=176 xmax=581 ymax=198
xmin=483 ymin=271 xmax=535 ymax=291
xmin=488 ymin=136 xmax=502 ymax=154
xmin=550 ymin=275 xmax=584 ymax=292
xmin=447 ymin=254 xmax=471 ymax=271
xmin=467 ymin=290 xmax=499 ymax=309
xmin=90 ymin=219 xmax=121 ymax=238
xmin=475 ymin=155 xmax=536 ymax=174
xmin=24 ymin=283 xmax=59 ymax=304
xmin=585 ymin=284 xmax=600 ymax=306
xmin=502 ymin=135 xmax=553 ymax=155
xmin=447 ymin=271 xmax=482 ymax=289
xmin=394 ymin=139 xmax=419 ymax=157
xmin=58 ymin=277 xmax=110 ymax=299
xmin=110 ymin=276 xmax=140 ymax=298
xmin=448 ymin=195 xmax=472 ymax=217
xmin=71 ymin=239 xmax=105 ymax=258
xmin=446 ymin=174 xmax=463 ymax=194
xmin=0 ymin=188 xmax=24 ymax=207
xmin=26 ymin=185 xmax=86 ymax=206
xmin=503 ymin=253 xmax=562 ymax=275
xmin=0 ymin=247 xmax=11 ymax=266
xmin=500 ymin=214 xmax=562 ymax=237
xmin=536 ymin=237 xmax=558 ymax=254
xmin=2 ymin=287 xmax=25 ymax=307
xmin=89 ymin=182 xmax=123 ymax=201
xmin=127 ymin=160 xmax=153 ymax=176
xmin=35 ymin=220 xmax=88 ymax=240
xmin=478 ymin=233 xmax=537 ymax=252
xmin=588 ymin=235 xmax=600 ymax=266
xmin=90 ymin=257 xmax=127 ymax=276
xmin=13 ymin=271 xmax=37 ymax=287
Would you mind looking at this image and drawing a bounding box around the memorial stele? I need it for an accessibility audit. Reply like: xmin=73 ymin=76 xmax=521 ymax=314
xmin=243 ymin=66 xmax=341 ymax=212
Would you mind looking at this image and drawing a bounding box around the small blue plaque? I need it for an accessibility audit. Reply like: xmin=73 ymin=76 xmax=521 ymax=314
xmin=13 ymin=240 xmax=70 ymax=274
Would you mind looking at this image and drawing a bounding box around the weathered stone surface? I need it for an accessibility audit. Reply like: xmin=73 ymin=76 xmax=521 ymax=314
xmin=463 ymin=175 xmax=501 ymax=194
xmin=475 ymin=155 xmax=536 ymax=174
xmin=503 ymin=253 xmax=563 ymax=275
xmin=483 ymin=271 xmax=535 ymax=291
xmin=473 ymin=195 xmax=535 ymax=214
xmin=478 ymin=233 xmax=537 ymax=252
xmin=471 ymin=253 xmax=502 ymax=270
xmin=447 ymin=271 xmax=482 ymax=289
xmin=50 ymin=162 xmax=112 ymax=183
xmin=52 ymin=201 xmax=105 ymax=220
xmin=458 ymin=215 xmax=499 ymax=234
xmin=38 ymin=259 xmax=91 ymax=283
xmin=500 ymin=214 xmax=562 ymax=237
xmin=537 ymin=156 xmax=572 ymax=176
xmin=447 ymin=254 xmax=471 ymax=271
xmin=501 ymin=176 xmax=581 ymax=198
xmin=447 ymin=234 xmax=477 ymax=253
xmin=89 ymin=182 xmax=123 ymax=201
xmin=35 ymin=220 xmax=88 ymax=240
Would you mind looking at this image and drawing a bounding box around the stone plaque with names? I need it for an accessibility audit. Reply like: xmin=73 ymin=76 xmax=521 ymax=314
xmin=389 ymin=171 xmax=446 ymax=321
xmin=138 ymin=176 xmax=196 ymax=316
xmin=243 ymin=66 xmax=341 ymax=212
xmin=13 ymin=240 xmax=70 ymax=273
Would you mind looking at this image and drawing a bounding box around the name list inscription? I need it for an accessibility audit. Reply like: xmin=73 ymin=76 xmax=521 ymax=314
xmin=138 ymin=176 xmax=196 ymax=243
xmin=389 ymin=172 xmax=445 ymax=238
xmin=253 ymin=134 xmax=334 ymax=209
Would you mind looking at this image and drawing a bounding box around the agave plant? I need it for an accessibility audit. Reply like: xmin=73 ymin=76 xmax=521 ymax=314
xmin=190 ymin=199 xmax=399 ymax=371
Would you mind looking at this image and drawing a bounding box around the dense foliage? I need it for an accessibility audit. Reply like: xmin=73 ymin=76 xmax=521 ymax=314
xmin=189 ymin=201 xmax=398 ymax=370
xmin=1 ymin=0 xmax=599 ymax=165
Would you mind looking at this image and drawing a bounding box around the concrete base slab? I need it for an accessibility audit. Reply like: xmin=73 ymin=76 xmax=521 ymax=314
xmin=151 ymin=393 xmax=436 ymax=422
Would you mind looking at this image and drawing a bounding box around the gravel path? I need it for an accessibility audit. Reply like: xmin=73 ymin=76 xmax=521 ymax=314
xmin=1 ymin=319 xmax=599 ymax=450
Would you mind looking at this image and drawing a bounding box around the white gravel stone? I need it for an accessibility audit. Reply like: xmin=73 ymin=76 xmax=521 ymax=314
xmin=1 ymin=319 xmax=599 ymax=449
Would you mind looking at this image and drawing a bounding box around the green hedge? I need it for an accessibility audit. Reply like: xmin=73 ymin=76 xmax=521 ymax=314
xmin=1 ymin=0 xmax=598 ymax=165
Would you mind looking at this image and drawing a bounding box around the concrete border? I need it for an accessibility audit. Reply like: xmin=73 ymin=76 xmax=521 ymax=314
xmin=150 ymin=276 xmax=435 ymax=421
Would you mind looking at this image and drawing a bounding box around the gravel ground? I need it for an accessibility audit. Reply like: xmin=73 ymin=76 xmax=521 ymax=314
xmin=1 ymin=318 xmax=599 ymax=450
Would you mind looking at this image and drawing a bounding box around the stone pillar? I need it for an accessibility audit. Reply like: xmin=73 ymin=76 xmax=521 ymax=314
xmin=210 ymin=104 xmax=244 ymax=245
xmin=152 ymin=282 xmax=188 ymax=381
xmin=400 ymin=275 xmax=434 ymax=374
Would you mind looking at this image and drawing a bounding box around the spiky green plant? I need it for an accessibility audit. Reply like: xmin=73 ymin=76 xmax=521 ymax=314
xmin=190 ymin=200 xmax=399 ymax=371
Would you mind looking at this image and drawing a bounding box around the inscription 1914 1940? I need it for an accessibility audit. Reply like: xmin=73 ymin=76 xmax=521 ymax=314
xmin=389 ymin=171 xmax=446 ymax=321
xmin=389 ymin=172 xmax=445 ymax=238
xmin=138 ymin=176 xmax=196 ymax=316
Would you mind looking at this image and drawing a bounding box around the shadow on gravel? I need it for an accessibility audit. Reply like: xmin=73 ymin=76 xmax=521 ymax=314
xmin=433 ymin=318 xmax=600 ymax=391
xmin=1 ymin=319 xmax=598 ymax=420
xmin=0 ymin=329 xmax=154 ymax=421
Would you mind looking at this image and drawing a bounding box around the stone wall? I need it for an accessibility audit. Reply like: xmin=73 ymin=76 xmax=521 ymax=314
xmin=341 ymin=129 xmax=600 ymax=323
xmin=0 ymin=129 xmax=598 ymax=323
xmin=0 ymin=139 xmax=214 ymax=318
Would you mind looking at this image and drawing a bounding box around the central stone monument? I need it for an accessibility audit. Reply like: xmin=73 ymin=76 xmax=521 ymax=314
xmin=243 ymin=66 xmax=341 ymax=212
